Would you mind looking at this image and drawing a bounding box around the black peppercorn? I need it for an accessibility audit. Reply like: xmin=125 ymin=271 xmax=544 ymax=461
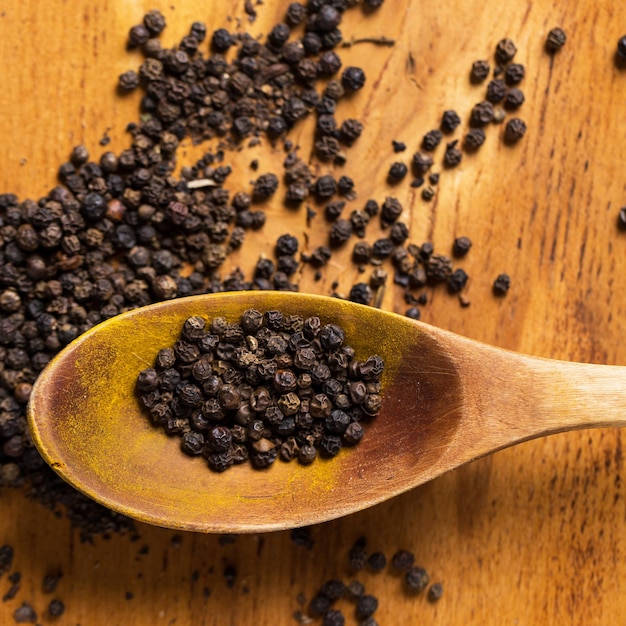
xmin=275 ymin=234 xmax=299 ymax=256
xmin=447 ymin=268 xmax=468 ymax=294
xmin=421 ymin=129 xmax=443 ymax=151
xmin=443 ymin=144 xmax=462 ymax=168
xmin=504 ymin=88 xmax=525 ymax=110
xmin=349 ymin=282 xmax=373 ymax=305
xmin=390 ymin=222 xmax=409 ymax=245
xmin=356 ymin=594 xmax=379 ymax=619
xmin=316 ymin=5 xmax=342 ymax=32
xmin=470 ymin=59 xmax=490 ymax=82
xmin=428 ymin=582 xmax=444 ymax=602
xmin=405 ymin=307 xmax=420 ymax=319
xmin=143 ymin=9 xmax=166 ymax=35
xmin=268 ymin=23 xmax=291 ymax=49
xmin=128 ymin=23 xmax=150 ymax=48
xmin=317 ymin=114 xmax=338 ymax=136
xmin=412 ymin=152 xmax=433 ymax=176
xmin=453 ymin=236 xmax=472 ymax=257
xmin=470 ymin=101 xmax=494 ymax=126
xmin=544 ymin=27 xmax=567 ymax=53
xmin=323 ymin=609 xmax=345 ymax=626
xmin=486 ymin=78 xmax=506 ymax=103
xmin=211 ymin=28 xmax=234 ymax=53
xmin=302 ymin=32 xmax=323 ymax=55
xmin=315 ymin=175 xmax=338 ymax=200
xmin=464 ymin=128 xmax=486 ymax=151
xmin=618 ymin=207 xmax=626 ymax=230
xmin=48 ymin=599 xmax=65 ymax=618
xmin=391 ymin=549 xmax=415 ymax=571
xmin=339 ymin=118 xmax=364 ymax=145
xmin=329 ymin=219 xmax=353 ymax=246
xmin=320 ymin=579 xmax=346 ymax=601
xmin=267 ymin=116 xmax=288 ymax=138
xmin=366 ymin=551 xmax=387 ymax=572
xmin=406 ymin=566 xmax=430 ymax=592
xmin=343 ymin=421 xmax=364 ymax=445
xmin=504 ymin=118 xmax=527 ymax=143
xmin=387 ymin=162 xmax=408 ymax=183
xmin=318 ymin=50 xmax=342 ymax=75
xmin=493 ymin=273 xmax=511 ymax=295
xmin=348 ymin=537 xmax=368 ymax=570
xmin=286 ymin=3 xmax=307 ymax=25
xmin=253 ymin=173 xmax=279 ymax=200
xmin=341 ymin=66 xmax=366 ymax=90
xmin=298 ymin=444 xmax=317 ymax=465
xmin=505 ymin=63 xmax=525 ymax=85
xmin=337 ymin=175 xmax=355 ymax=196
xmin=440 ymin=110 xmax=461 ymax=133
xmin=495 ymin=38 xmax=517 ymax=64
xmin=118 ymin=70 xmax=140 ymax=91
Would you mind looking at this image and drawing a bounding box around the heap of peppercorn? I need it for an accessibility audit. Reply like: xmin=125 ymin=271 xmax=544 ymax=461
xmin=136 ymin=310 xmax=384 ymax=471
xmin=0 ymin=3 xmax=385 ymax=535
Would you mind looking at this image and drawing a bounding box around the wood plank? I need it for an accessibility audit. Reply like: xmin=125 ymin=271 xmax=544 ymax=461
xmin=1 ymin=0 xmax=626 ymax=623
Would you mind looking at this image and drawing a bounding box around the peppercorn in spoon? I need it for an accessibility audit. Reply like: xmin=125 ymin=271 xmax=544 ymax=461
xmin=27 ymin=291 xmax=626 ymax=533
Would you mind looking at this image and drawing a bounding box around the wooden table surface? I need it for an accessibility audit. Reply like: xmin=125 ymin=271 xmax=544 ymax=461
xmin=1 ymin=1 xmax=626 ymax=624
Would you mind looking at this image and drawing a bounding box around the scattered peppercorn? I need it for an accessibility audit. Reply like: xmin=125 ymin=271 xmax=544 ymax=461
xmin=323 ymin=609 xmax=345 ymax=626
xmin=253 ymin=173 xmax=279 ymax=201
xmin=405 ymin=307 xmax=420 ymax=319
xmin=387 ymin=162 xmax=408 ymax=183
xmin=443 ymin=143 xmax=463 ymax=168
xmin=356 ymin=594 xmax=379 ymax=619
xmin=412 ymin=152 xmax=433 ymax=175
xmin=464 ymin=128 xmax=486 ymax=151
xmin=618 ymin=36 xmax=626 ymax=59
xmin=505 ymin=63 xmax=525 ymax=85
xmin=392 ymin=140 xmax=406 ymax=153
xmin=504 ymin=118 xmax=527 ymax=143
xmin=0 ymin=545 xmax=14 ymax=575
xmin=495 ymin=38 xmax=517 ymax=64
xmin=405 ymin=566 xmax=430 ymax=592
xmin=349 ymin=283 xmax=373 ymax=305
xmin=48 ymin=599 xmax=66 ymax=618
xmin=13 ymin=602 xmax=37 ymax=624
xmin=493 ymin=273 xmax=511 ymax=295
xmin=486 ymin=78 xmax=506 ymax=103
xmin=427 ymin=582 xmax=444 ymax=602
xmin=341 ymin=66 xmax=366 ymax=91
xmin=453 ymin=236 xmax=472 ymax=257
xmin=118 ymin=70 xmax=140 ymax=91
xmin=470 ymin=101 xmax=495 ymax=126
xmin=421 ymin=129 xmax=443 ymax=151
xmin=440 ymin=110 xmax=461 ymax=133
xmin=421 ymin=186 xmax=435 ymax=201
xmin=447 ymin=268 xmax=469 ymax=293
xmin=545 ymin=27 xmax=567 ymax=53
xmin=391 ymin=549 xmax=415 ymax=572
xmin=470 ymin=59 xmax=490 ymax=82
xmin=366 ymin=552 xmax=387 ymax=572
xmin=348 ymin=537 xmax=368 ymax=571
xmin=504 ymin=88 xmax=525 ymax=110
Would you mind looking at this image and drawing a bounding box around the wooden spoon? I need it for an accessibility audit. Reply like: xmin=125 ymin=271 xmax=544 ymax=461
xmin=27 ymin=291 xmax=626 ymax=533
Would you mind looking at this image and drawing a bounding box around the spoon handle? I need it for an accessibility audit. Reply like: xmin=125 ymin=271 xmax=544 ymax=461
xmin=434 ymin=328 xmax=626 ymax=462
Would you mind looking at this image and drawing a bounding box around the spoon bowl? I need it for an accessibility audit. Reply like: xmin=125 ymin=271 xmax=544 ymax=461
xmin=27 ymin=292 xmax=626 ymax=532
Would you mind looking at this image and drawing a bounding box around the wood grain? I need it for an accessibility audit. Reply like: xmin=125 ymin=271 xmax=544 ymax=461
xmin=1 ymin=0 xmax=626 ymax=624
